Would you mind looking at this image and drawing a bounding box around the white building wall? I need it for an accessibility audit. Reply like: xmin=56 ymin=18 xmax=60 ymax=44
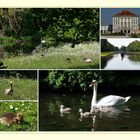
xmin=112 ymin=16 xmax=139 ymax=34
xmin=101 ymin=26 xmax=108 ymax=33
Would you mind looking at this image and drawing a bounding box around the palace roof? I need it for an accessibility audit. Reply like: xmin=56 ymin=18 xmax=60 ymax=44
xmin=113 ymin=10 xmax=138 ymax=17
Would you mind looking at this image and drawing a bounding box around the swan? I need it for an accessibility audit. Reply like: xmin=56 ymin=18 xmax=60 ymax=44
xmin=79 ymin=109 xmax=92 ymax=117
xmin=5 ymin=81 xmax=13 ymax=96
xmin=60 ymin=105 xmax=72 ymax=114
xmin=0 ymin=112 xmax=23 ymax=126
xmin=90 ymin=80 xmax=131 ymax=108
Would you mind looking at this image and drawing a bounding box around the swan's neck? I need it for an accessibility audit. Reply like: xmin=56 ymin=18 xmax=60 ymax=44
xmin=91 ymin=82 xmax=97 ymax=107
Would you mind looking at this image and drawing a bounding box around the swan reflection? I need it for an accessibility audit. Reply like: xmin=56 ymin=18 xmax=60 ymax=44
xmin=98 ymin=106 xmax=130 ymax=119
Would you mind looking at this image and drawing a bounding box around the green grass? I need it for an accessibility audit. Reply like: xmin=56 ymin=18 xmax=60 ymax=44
xmin=101 ymin=52 xmax=113 ymax=57
xmin=3 ymin=42 xmax=99 ymax=69
xmin=0 ymin=101 xmax=37 ymax=131
xmin=0 ymin=78 xmax=37 ymax=100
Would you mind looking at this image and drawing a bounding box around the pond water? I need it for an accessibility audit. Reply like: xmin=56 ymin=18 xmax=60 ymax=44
xmin=39 ymin=92 xmax=140 ymax=131
xmin=102 ymin=53 xmax=140 ymax=69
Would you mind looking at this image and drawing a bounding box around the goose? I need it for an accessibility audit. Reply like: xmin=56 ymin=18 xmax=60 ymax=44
xmin=0 ymin=112 xmax=23 ymax=126
xmin=60 ymin=105 xmax=72 ymax=114
xmin=89 ymin=80 xmax=131 ymax=108
xmin=5 ymin=81 xmax=13 ymax=96
xmin=79 ymin=109 xmax=92 ymax=117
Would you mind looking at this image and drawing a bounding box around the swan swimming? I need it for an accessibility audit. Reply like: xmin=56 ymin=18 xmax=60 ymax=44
xmin=90 ymin=80 xmax=131 ymax=108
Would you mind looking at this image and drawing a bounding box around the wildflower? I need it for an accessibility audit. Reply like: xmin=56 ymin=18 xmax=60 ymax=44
xmin=9 ymin=105 xmax=14 ymax=109
xmin=15 ymin=108 xmax=18 ymax=111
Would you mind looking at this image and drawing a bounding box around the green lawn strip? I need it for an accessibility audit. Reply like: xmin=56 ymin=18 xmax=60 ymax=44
xmin=0 ymin=78 xmax=37 ymax=100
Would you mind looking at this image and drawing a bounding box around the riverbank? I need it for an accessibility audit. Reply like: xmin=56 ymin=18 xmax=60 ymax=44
xmin=101 ymin=52 xmax=114 ymax=57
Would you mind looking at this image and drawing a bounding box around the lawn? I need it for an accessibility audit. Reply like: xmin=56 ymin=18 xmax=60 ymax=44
xmin=3 ymin=42 xmax=99 ymax=69
xmin=0 ymin=101 xmax=37 ymax=131
xmin=0 ymin=78 xmax=37 ymax=100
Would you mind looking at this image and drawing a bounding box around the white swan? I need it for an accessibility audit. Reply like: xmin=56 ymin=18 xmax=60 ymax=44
xmin=60 ymin=105 xmax=71 ymax=114
xmin=90 ymin=80 xmax=131 ymax=108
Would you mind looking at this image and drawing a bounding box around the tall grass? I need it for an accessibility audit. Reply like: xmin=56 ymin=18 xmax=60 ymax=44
xmin=0 ymin=101 xmax=37 ymax=131
xmin=0 ymin=78 xmax=37 ymax=100
xmin=3 ymin=42 xmax=99 ymax=69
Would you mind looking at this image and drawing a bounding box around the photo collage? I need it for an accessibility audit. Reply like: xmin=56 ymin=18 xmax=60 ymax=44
xmin=0 ymin=8 xmax=140 ymax=131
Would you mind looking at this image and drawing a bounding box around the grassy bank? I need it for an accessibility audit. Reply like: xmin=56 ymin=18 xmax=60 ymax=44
xmin=126 ymin=51 xmax=140 ymax=55
xmin=0 ymin=101 xmax=37 ymax=131
xmin=3 ymin=42 xmax=99 ymax=69
xmin=101 ymin=52 xmax=114 ymax=57
xmin=0 ymin=78 xmax=37 ymax=100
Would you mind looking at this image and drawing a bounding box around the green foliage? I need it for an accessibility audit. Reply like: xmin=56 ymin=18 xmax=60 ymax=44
xmin=0 ymin=70 xmax=37 ymax=79
xmin=1 ymin=36 xmax=40 ymax=55
xmin=120 ymin=46 xmax=127 ymax=51
xmin=0 ymin=102 xmax=37 ymax=131
xmin=101 ymin=39 xmax=119 ymax=52
xmin=127 ymin=40 xmax=140 ymax=52
xmin=130 ymin=33 xmax=140 ymax=38
xmin=0 ymin=8 xmax=99 ymax=55
xmin=41 ymin=71 xmax=140 ymax=91
xmin=43 ymin=71 xmax=103 ymax=91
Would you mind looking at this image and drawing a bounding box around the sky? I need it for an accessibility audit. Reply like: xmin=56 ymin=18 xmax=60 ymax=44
xmin=101 ymin=8 xmax=140 ymax=26
xmin=107 ymin=39 xmax=140 ymax=48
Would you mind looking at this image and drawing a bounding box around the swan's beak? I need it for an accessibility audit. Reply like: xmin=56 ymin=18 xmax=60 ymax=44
xmin=89 ymin=80 xmax=96 ymax=87
xmin=89 ymin=83 xmax=94 ymax=87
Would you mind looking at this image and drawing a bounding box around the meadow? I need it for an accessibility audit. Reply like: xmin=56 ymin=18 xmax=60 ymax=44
xmin=3 ymin=42 xmax=99 ymax=69
xmin=0 ymin=78 xmax=37 ymax=100
xmin=0 ymin=101 xmax=37 ymax=131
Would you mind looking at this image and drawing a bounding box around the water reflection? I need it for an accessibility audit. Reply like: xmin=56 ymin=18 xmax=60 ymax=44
xmin=102 ymin=53 xmax=140 ymax=69
xmin=39 ymin=93 xmax=140 ymax=131
xmin=101 ymin=55 xmax=113 ymax=69
xmin=121 ymin=53 xmax=125 ymax=60
xmin=98 ymin=106 xmax=130 ymax=119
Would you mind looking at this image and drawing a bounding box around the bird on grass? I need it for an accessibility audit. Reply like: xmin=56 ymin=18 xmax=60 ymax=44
xmin=5 ymin=81 xmax=13 ymax=96
xmin=83 ymin=58 xmax=92 ymax=63
xmin=0 ymin=112 xmax=23 ymax=126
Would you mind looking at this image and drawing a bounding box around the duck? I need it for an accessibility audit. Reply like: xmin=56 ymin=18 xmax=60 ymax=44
xmin=5 ymin=81 xmax=13 ymax=96
xmin=89 ymin=79 xmax=131 ymax=108
xmin=60 ymin=105 xmax=72 ymax=114
xmin=79 ymin=109 xmax=92 ymax=117
xmin=0 ymin=112 xmax=23 ymax=126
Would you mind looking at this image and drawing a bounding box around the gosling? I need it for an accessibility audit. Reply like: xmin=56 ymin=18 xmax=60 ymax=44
xmin=60 ymin=105 xmax=72 ymax=114
xmin=0 ymin=112 xmax=23 ymax=126
xmin=79 ymin=109 xmax=92 ymax=117
xmin=5 ymin=81 xmax=13 ymax=96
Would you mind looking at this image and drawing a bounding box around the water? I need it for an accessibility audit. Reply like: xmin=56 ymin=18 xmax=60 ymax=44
xmin=102 ymin=53 xmax=140 ymax=69
xmin=39 ymin=92 xmax=140 ymax=131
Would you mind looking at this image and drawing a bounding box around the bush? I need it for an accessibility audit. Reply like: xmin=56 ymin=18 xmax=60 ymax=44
xmin=1 ymin=35 xmax=41 ymax=55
